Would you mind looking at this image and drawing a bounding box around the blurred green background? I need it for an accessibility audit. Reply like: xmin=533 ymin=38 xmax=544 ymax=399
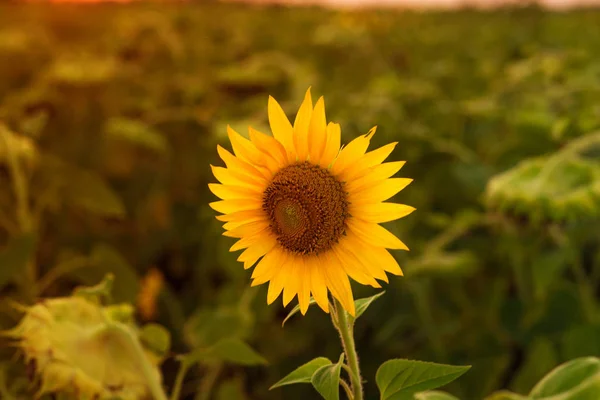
xmin=1 ymin=2 xmax=600 ymax=399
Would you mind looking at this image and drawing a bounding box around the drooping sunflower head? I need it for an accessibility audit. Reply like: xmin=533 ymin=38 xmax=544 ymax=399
xmin=209 ymin=89 xmax=414 ymax=316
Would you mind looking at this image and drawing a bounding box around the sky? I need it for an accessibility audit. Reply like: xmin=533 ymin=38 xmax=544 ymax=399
xmin=239 ymin=0 xmax=600 ymax=8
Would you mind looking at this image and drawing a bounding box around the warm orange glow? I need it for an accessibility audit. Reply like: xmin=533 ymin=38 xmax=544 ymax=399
xmin=24 ymin=0 xmax=600 ymax=9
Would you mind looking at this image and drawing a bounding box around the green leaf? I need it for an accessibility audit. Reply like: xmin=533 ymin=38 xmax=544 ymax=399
xmin=184 ymin=305 xmax=252 ymax=348
xmin=202 ymin=338 xmax=267 ymax=366
xmin=485 ymin=134 xmax=600 ymax=223
xmin=0 ymin=232 xmax=36 ymax=289
xmin=311 ymin=353 xmax=344 ymax=400
xmin=353 ymin=291 xmax=385 ymax=320
xmin=483 ymin=391 xmax=529 ymax=400
xmin=530 ymin=357 xmax=600 ymax=399
xmin=63 ymin=167 xmax=126 ymax=218
xmin=282 ymin=297 xmax=317 ymax=327
xmin=531 ymin=250 xmax=569 ymax=301
xmin=140 ymin=323 xmax=171 ymax=359
xmin=104 ymin=117 xmax=168 ymax=154
xmin=216 ymin=377 xmax=250 ymax=400
xmin=414 ymin=391 xmax=460 ymax=400
xmin=270 ymin=357 xmax=332 ymax=390
xmin=376 ymin=359 xmax=471 ymax=400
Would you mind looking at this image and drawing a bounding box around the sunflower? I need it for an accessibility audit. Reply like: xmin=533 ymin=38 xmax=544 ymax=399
xmin=209 ymin=89 xmax=414 ymax=316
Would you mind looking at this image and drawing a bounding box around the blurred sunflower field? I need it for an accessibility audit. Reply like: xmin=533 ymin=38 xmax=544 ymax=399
xmin=1 ymin=2 xmax=600 ymax=399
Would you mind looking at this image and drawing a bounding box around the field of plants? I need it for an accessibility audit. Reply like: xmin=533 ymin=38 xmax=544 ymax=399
xmin=0 ymin=3 xmax=599 ymax=400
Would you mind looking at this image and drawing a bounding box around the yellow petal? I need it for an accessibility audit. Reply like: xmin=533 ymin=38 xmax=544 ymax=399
xmin=249 ymin=127 xmax=288 ymax=167
xmin=223 ymin=220 xmax=270 ymax=238
xmin=331 ymin=126 xmax=376 ymax=176
xmin=339 ymin=236 xmax=389 ymax=283
xmin=227 ymin=125 xmax=265 ymax=167
xmin=238 ymin=238 xmax=278 ymax=270
xmin=208 ymin=183 xmax=261 ymax=200
xmin=350 ymin=178 xmax=413 ymax=205
xmin=293 ymin=88 xmax=313 ymax=161
xmin=321 ymin=251 xmax=355 ymax=316
xmin=350 ymin=202 xmax=415 ymax=223
xmin=282 ymin=255 xmax=300 ymax=306
xmin=266 ymin=250 xmax=290 ymax=303
xmin=230 ymin=231 xmax=274 ymax=252
xmin=319 ymin=122 xmax=341 ymax=168
xmin=340 ymin=142 xmax=398 ymax=181
xmin=370 ymin=246 xmax=403 ymax=276
xmin=250 ymin=247 xmax=284 ymax=283
xmin=215 ymin=209 xmax=266 ymax=223
xmin=217 ymin=145 xmax=272 ymax=180
xmin=346 ymin=161 xmax=406 ymax=194
xmin=308 ymin=97 xmax=327 ymax=163
xmin=209 ymin=199 xmax=262 ymax=214
xmin=223 ymin=220 xmax=252 ymax=231
xmin=310 ymin=258 xmax=329 ymax=313
xmin=211 ymin=165 xmax=266 ymax=189
xmin=347 ymin=218 xmax=409 ymax=250
xmin=298 ymin=258 xmax=311 ymax=315
xmin=331 ymin=244 xmax=382 ymax=288
xmin=268 ymin=95 xmax=295 ymax=159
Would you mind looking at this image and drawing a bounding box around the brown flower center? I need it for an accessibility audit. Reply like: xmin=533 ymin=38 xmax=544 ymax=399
xmin=262 ymin=162 xmax=349 ymax=255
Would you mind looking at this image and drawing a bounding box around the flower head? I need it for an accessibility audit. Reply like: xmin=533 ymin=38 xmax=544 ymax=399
xmin=209 ymin=89 xmax=414 ymax=316
xmin=6 ymin=285 xmax=164 ymax=399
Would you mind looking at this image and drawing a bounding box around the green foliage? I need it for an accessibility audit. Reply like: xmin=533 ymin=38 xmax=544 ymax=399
xmin=282 ymin=291 xmax=385 ymax=326
xmin=530 ymin=357 xmax=600 ymax=399
xmin=0 ymin=232 xmax=36 ymax=289
xmin=311 ymin=354 xmax=345 ymax=400
xmin=270 ymin=357 xmax=333 ymax=389
xmin=0 ymin=3 xmax=599 ymax=400
xmin=376 ymin=360 xmax=470 ymax=400
xmin=486 ymin=357 xmax=600 ymax=400
xmin=198 ymin=338 xmax=268 ymax=366
xmin=414 ymin=391 xmax=460 ymax=400
xmin=485 ymin=133 xmax=600 ymax=223
xmin=352 ymin=291 xmax=386 ymax=320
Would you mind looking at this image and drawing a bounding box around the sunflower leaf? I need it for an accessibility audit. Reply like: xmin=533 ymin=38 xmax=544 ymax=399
xmin=376 ymin=359 xmax=470 ymax=400
xmin=311 ymin=353 xmax=344 ymax=400
xmin=183 ymin=338 xmax=268 ymax=368
xmin=270 ymin=357 xmax=332 ymax=390
xmin=352 ymin=291 xmax=385 ymax=321
xmin=282 ymin=297 xmax=317 ymax=327
xmin=529 ymin=357 xmax=600 ymax=399
xmin=204 ymin=338 xmax=268 ymax=366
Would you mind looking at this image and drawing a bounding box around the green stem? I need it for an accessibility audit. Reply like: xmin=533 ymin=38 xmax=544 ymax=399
xmin=170 ymin=359 xmax=191 ymax=400
xmin=412 ymin=282 xmax=446 ymax=361
xmin=195 ymin=363 xmax=222 ymax=400
xmin=569 ymin=254 xmax=596 ymax=322
xmin=333 ymin=299 xmax=363 ymax=400
xmin=340 ymin=378 xmax=354 ymax=400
